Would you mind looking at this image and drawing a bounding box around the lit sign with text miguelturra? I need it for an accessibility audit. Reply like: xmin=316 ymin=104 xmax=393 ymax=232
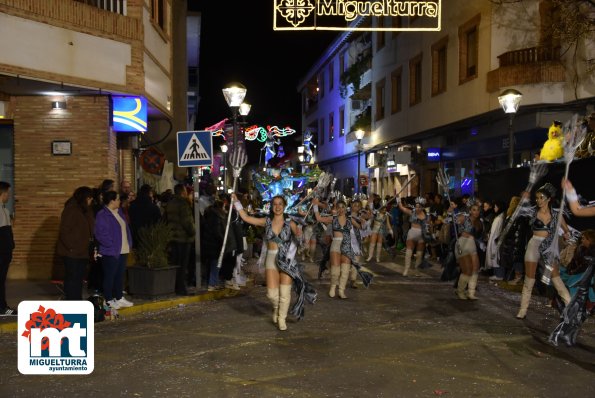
xmin=274 ymin=0 xmax=441 ymax=31
xmin=112 ymin=96 xmax=148 ymax=133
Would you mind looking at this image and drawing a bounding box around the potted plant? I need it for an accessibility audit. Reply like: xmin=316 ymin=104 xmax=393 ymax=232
xmin=127 ymin=221 xmax=179 ymax=297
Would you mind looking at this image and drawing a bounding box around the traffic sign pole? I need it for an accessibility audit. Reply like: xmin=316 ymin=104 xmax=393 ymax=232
xmin=193 ymin=167 xmax=202 ymax=289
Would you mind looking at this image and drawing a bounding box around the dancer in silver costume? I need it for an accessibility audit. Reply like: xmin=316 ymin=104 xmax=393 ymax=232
xmin=516 ymin=183 xmax=571 ymax=319
xmin=232 ymin=194 xmax=316 ymax=331
xmin=397 ymin=197 xmax=429 ymax=276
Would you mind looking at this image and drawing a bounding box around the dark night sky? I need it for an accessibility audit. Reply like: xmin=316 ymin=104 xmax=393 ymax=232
xmin=189 ymin=1 xmax=337 ymax=161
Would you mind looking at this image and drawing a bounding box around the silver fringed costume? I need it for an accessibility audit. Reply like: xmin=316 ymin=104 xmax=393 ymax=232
xmin=263 ymin=218 xmax=317 ymax=319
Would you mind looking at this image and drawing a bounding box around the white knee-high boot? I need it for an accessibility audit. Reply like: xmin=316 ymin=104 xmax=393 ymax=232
xmin=329 ymin=265 xmax=340 ymax=297
xmin=403 ymin=248 xmax=413 ymax=276
xmin=456 ymin=274 xmax=470 ymax=300
xmin=467 ymin=273 xmax=479 ymax=300
xmin=277 ymin=284 xmax=292 ymax=331
xmin=338 ymin=263 xmax=351 ymax=299
xmin=551 ymin=276 xmax=571 ymax=305
xmin=376 ymin=243 xmax=382 ymax=262
xmin=266 ymin=288 xmax=280 ymax=324
xmin=414 ymin=250 xmax=423 ymax=269
xmin=516 ymin=277 xmax=535 ymax=319
xmin=366 ymin=241 xmax=375 ymax=261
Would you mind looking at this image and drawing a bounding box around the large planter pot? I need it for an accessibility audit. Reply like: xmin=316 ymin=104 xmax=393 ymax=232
xmin=127 ymin=265 xmax=179 ymax=297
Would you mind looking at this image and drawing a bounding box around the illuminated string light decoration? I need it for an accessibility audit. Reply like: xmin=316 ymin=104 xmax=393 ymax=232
xmin=244 ymin=125 xmax=296 ymax=142
xmin=205 ymin=122 xmax=296 ymax=142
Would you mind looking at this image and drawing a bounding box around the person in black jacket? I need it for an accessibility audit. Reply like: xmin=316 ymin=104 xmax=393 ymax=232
xmin=0 ymin=182 xmax=16 ymax=316
xmin=128 ymin=184 xmax=161 ymax=244
xmin=498 ymin=196 xmax=530 ymax=285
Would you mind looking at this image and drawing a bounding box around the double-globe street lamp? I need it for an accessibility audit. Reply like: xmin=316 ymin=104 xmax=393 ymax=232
xmin=222 ymin=83 xmax=251 ymax=194
xmin=355 ymin=129 xmax=366 ymax=193
xmin=222 ymin=82 xmax=250 ymax=149
xmin=498 ymin=89 xmax=523 ymax=168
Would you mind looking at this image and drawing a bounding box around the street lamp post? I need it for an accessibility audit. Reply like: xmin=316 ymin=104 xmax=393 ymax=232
xmin=355 ymin=129 xmax=365 ymax=193
xmin=222 ymin=82 xmax=248 ymax=149
xmin=498 ymin=89 xmax=523 ymax=168
xmin=221 ymin=144 xmax=228 ymax=191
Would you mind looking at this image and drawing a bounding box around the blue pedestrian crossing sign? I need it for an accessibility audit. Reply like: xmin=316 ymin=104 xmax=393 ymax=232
xmin=177 ymin=130 xmax=213 ymax=167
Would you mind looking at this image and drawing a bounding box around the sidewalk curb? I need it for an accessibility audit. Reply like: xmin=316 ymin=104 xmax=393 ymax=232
xmin=0 ymin=289 xmax=241 ymax=334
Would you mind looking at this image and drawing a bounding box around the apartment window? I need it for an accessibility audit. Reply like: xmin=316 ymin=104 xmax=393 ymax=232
xmin=329 ymin=112 xmax=335 ymax=142
xmin=328 ymin=61 xmax=334 ymax=91
xmin=375 ymin=79 xmax=386 ymax=122
xmin=391 ymin=67 xmax=402 ymax=114
xmin=409 ymin=53 xmax=423 ymax=106
xmin=151 ymin=0 xmax=166 ymax=32
xmin=319 ymin=118 xmax=325 ymax=146
xmin=339 ymin=52 xmax=346 ymax=76
xmin=318 ymin=72 xmax=325 ymax=98
xmin=339 ymin=107 xmax=345 ymax=136
xmin=459 ymin=14 xmax=480 ymax=84
xmin=376 ymin=17 xmax=386 ymax=51
xmin=431 ymin=36 xmax=448 ymax=96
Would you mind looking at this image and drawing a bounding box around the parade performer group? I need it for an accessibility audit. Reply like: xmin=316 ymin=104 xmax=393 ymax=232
xmin=312 ymin=198 xmax=371 ymax=299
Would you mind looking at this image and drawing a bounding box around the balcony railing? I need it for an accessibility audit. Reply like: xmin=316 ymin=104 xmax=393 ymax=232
xmin=498 ymin=46 xmax=560 ymax=67
xmin=74 ymin=0 xmax=126 ymax=16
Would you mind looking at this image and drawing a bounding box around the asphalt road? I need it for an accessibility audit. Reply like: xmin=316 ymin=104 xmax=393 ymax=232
xmin=1 ymin=259 xmax=594 ymax=397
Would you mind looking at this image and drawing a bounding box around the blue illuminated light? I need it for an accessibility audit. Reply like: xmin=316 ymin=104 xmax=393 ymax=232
xmin=427 ymin=148 xmax=441 ymax=161
xmin=113 ymin=96 xmax=147 ymax=132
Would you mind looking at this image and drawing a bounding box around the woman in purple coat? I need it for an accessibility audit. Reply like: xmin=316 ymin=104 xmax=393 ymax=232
xmin=94 ymin=191 xmax=134 ymax=310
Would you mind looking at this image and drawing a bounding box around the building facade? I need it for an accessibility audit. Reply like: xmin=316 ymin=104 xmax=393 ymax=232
xmin=0 ymin=0 xmax=189 ymax=279
xmin=298 ymin=0 xmax=594 ymax=199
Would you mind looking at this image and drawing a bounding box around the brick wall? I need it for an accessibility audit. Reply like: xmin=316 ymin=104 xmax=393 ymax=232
xmin=10 ymin=95 xmax=118 ymax=279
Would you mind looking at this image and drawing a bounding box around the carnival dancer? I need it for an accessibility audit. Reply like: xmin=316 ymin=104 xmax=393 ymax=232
xmin=366 ymin=197 xmax=392 ymax=262
xmin=453 ymin=201 xmax=483 ymax=300
xmin=550 ymin=229 xmax=595 ymax=346
xmin=232 ymin=194 xmax=315 ymax=331
xmin=397 ymin=196 xmax=429 ymax=276
xmin=516 ymin=183 xmax=571 ymax=319
xmin=298 ymin=205 xmax=317 ymax=262
xmin=313 ymin=198 xmax=373 ymax=299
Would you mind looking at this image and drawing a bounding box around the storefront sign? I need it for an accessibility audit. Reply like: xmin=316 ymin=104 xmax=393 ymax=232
xmin=274 ymin=0 xmax=441 ymax=31
xmin=359 ymin=175 xmax=368 ymax=186
xmin=427 ymin=148 xmax=441 ymax=161
xmin=112 ymin=96 xmax=147 ymax=133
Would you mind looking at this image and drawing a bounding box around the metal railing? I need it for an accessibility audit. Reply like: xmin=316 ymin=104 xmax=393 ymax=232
xmin=74 ymin=0 xmax=126 ymax=16
xmin=497 ymin=46 xmax=560 ymax=67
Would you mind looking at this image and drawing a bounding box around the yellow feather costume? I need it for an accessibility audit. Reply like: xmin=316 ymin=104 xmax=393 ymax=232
xmin=539 ymin=121 xmax=563 ymax=161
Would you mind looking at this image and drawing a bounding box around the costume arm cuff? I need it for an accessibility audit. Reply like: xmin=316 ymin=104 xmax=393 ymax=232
xmin=566 ymin=189 xmax=578 ymax=203
xmin=313 ymin=205 xmax=319 ymax=213
xmin=233 ymin=201 xmax=243 ymax=211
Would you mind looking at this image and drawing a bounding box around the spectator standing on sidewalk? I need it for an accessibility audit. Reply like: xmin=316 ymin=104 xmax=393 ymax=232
xmin=129 ymin=184 xmax=161 ymax=244
xmin=164 ymin=184 xmax=195 ymax=295
xmin=94 ymin=191 xmax=134 ymax=310
xmin=0 ymin=181 xmax=16 ymax=316
xmin=56 ymin=186 xmax=95 ymax=300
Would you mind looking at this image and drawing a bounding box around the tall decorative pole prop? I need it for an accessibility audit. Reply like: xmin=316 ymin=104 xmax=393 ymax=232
xmin=541 ymin=114 xmax=587 ymax=285
xmin=217 ymin=146 xmax=248 ymax=268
